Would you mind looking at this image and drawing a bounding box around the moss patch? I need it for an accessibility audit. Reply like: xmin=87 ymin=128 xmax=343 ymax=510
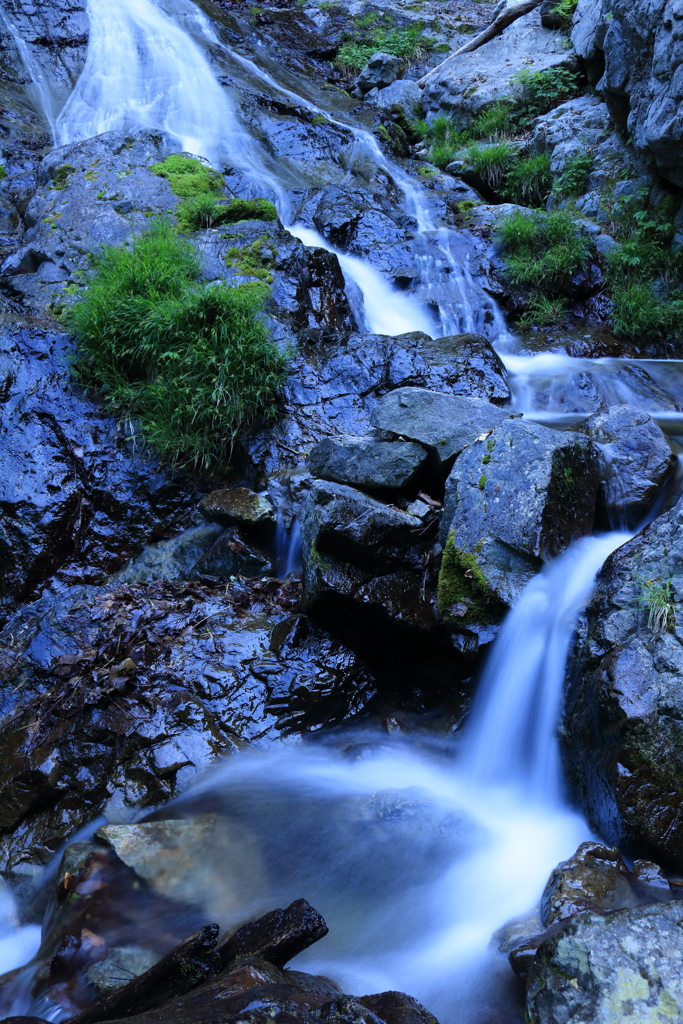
xmin=51 ymin=164 xmax=76 ymax=190
xmin=151 ymin=153 xmax=223 ymax=199
xmin=437 ymin=532 xmax=495 ymax=626
xmin=226 ymin=236 xmax=278 ymax=283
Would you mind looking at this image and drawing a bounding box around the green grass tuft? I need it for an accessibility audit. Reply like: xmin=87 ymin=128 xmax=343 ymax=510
xmin=177 ymin=195 xmax=278 ymax=232
xmin=497 ymin=208 xmax=590 ymax=290
xmin=66 ymin=220 xmax=288 ymax=470
xmin=504 ymin=153 xmax=553 ymax=206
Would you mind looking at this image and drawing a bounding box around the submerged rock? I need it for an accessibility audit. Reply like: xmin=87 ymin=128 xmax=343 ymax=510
xmin=308 ymin=436 xmax=428 ymax=492
xmin=526 ymin=902 xmax=683 ymax=1023
xmin=579 ymin=403 xmax=676 ymax=528
xmin=440 ymin=418 xmax=600 ymax=605
xmin=564 ymin=496 xmax=683 ymax=870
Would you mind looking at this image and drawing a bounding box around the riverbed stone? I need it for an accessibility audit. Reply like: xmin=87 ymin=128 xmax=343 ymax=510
xmin=308 ymin=436 xmax=428 ymax=491
xmin=199 ymin=488 xmax=277 ymax=534
xmin=440 ymin=417 xmax=600 ymax=605
xmin=564 ymin=495 xmax=683 ymax=870
xmin=190 ymin=530 xmax=273 ymax=580
xmin=365 ymin=79 xmax=422 ymax=119
xmin=370 ymin=388 xmax=512 ymax=469
xmin=579 ymin=403 xmax=676 ymax=527
xmin=526 ymin=901 xmax=683 ymax=1024
xmin=540 ymin=841 xmax=645 ymax=927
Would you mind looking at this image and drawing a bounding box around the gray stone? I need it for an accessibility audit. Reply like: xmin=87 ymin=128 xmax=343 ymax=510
xmin=308 ymin=435 xmax=428 ymax=491
xmin=356 ymin=52 xmax=403 ymax=95
xmin=441 ymin=418 xmax=599 ymax=604
xmin=526 ymin=902 xmax=683 ymax=1024
xmin=199 ymin=488 xmax=277 ymax=533
xmin=593 ymin=233 xmax=619 ymax=255
xmin=580 ymin=403 xmax=676 ymax=527
xmin=564 ymin=495 xmax=683 ymax=870
xmin=190 ymin=530 xmax=274 ymax=580
xmin=96 ymin=816 xmax=267 ymax=920
xmin=571 ymin=0 xmax=612 ymax=60
xmin=365 ymin=79 xmax=422 ymax=118
xmin=421 ymin=8 xmax=577 ymax=120
xmin=370 ymin=387 xmax=512 ymax=469
xmin=87 ymin=947 xmax=160 ymax=996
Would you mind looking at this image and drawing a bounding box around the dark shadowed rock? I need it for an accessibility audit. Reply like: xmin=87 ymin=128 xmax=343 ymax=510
xmin=526 ymin=902 xmax=683 ymax=1024
xmin=309 ymin=436 xmax=428 ymax=491
xmin=190 ymin=530 xmax=273 ymax=580
xmin=360 ymin=991 xmax=440 ymax=1024
xmin=219 ymin=899 xmax=328 ymax=969
xmin=356 ymin=53 xmax=403 ymax=94
xmin=370 ymin=388 xmax=512 ymax=469
xmin=540 ymin=841 xmax=650 ymax=928
xmin=318 ymin=997 xmax=385 ymax=1024
xmin=564 ymin=496 xmax=683 ymax=869
xmin=440 ymin=418 xmax=600 ymax=605
xmin=199 ymin=489 xmax=277 ymax=534
xmin=68 ymin=925 xmax=221 ymax=1024
xmin=580 ymin=404 xmax=676 ymax=527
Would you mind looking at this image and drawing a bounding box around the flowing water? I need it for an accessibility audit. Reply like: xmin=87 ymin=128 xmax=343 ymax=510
xmin=3 ymin=1 xmax=683 ymax=1020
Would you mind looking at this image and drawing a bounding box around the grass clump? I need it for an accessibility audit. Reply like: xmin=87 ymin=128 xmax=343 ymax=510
xmin=177 ymin=196 xmax=278 ymax=232
xmin=151 ymin=153 xmax=223 ymax=198
xmin=0 ymin=165 xmax=6 ymax=181
xmin=636 ymin=574 xmax=676 ymax=635
xmin=462 ymin=141 xmax=516 ymax=189
xmin=437 ymin=532 xmax=495 ymax=626
xmin=336 ymin=14 xmax=435 ymax=71
xmin=498 ymin=208 xmax=590 ymax=290
xmin=550 ymin=0 xmax=579 ymax=30
xmin=418 ymin=102 xmax=514 ymax=169
xmin=504 ymin=153 xmax=553 ymax=206
xmin=552 ymin=150 xmax=593 ymax=199
xmin=66 ymin=219 xmax=288 ymax=470
xmin=605 ymin=186 xmax=683 ymax=339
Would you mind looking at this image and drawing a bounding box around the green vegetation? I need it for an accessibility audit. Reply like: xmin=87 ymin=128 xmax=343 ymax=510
xmin=66 ymin=219 xmax=287 ymax=470
xmin=226 ymin=236 xmax=278 ymax=284
xmin=636 ymin=574 xmax=676 ymax=635
xmin=51 ymin=164 xmax=76 ymax=190
xmin=505 ymin=153 xmax=553 ymax=206
xmin=498 ymin=208 xmax=590 ymax=289
xmin=336 ymin=13 xmax=436 ymax=71
xmin=177 ymin=196 xmax=277 ymax=232
xmin=512 ymin=67 xmax=582 ymax=122
xmin=416 ymin=102 xmax=513 ymax=170
xmin=151 ymin=153 xmax=222 ymax=198
xmin=462 ymin=142 xmax=516 ymax=189
xmin=605 ymin=186 xmax=683 ymax=339
xmin=517 ymin=294 xmax=569 ymax=329
xmin=550 ymin=0 xmax=579 ymax=30
xmin=0 ymin=165 xmax=6 ymax=181
xmin=437 ymin=532 xmax=495 ymax=626
xmin=552 ymin=151 xmax=593 ymax=199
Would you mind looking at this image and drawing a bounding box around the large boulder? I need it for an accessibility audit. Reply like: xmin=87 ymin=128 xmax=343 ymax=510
xmin=421 ymin=5 xmax=578 ymax=121
xmin=308 ymin=436 xmax=429 ymax=492
xmin=241 ymin=333 xmax=510 ymax=484
xmin=579 ymin=403 xmax=676 ymax=528
xmin=572 ymin=0 xmax=683 ymax=187
xmin=356 ymin=53 xmax=403 ymax=95
xmin=439 ymin=417 xmax=600 ymax=607
xmin=526 ymin=902 xmax=683 ymax=1023
xmin=564 ymin=495 xmax=683 ymax=869
xmin=370 ymin=387 xmax=512 ymax=469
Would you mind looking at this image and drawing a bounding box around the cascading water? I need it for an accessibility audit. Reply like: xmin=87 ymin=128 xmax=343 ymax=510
xmin=1 ymin=2 xmax=679 ymax=1020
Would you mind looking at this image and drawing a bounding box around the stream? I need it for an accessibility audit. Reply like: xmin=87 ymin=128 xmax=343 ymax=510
xmin=1 ymin=1 xmax=683 ymax=1021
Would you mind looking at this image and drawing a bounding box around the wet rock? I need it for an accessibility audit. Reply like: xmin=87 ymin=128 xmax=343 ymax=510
xmin=526 ymin=902 xmax=683 ymax=1024
xmin=365 ymin=80 xmax=422 ymax=119
xmin=421 ymin=6 xmax=577 ymax=121
xmin=0 ymin=576 xmax=375 ymax=877
xmin=219 ymin=898 xmax=328 ymax=969
xmin=242 ymin=332 xmax=508 ymax=484
xmin=441 ymin=418 xmax=600 ymax=605
xmin=308 ymin=436 xmax=428 ymax=492
xmin=564 ymin=495 xmax=683 ymax=869
xmin=371 ymin=387 xmax=512 ymax=470
xmin=190 ymin=530 xmax=273 ymax=581
xmin=318 ymin=997 xmax=385 ymax=1024
xmin=0 ymin=321 xmax=199 ymax=624
xmin=359 ymin=992 xmax=439 ymax=1024
xmin=540 ymin=841 xmax=644 ymax=927
xmin=356 ymin=53 xmax=403 ymax=95
xmin=68 ymin=924 xmax=221 ymax=1024
xmin=579 ymin=403 xmax=676 ymax=527
xmin=199 ymin=489 xmax=277 ymax=535
xmin=95 ymin=817 xmax=266 ymax=918
xmin=86 ymin=947 xmax=160 ymax=997
xmin=111 ymin=526 xmax=225 ymax=585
